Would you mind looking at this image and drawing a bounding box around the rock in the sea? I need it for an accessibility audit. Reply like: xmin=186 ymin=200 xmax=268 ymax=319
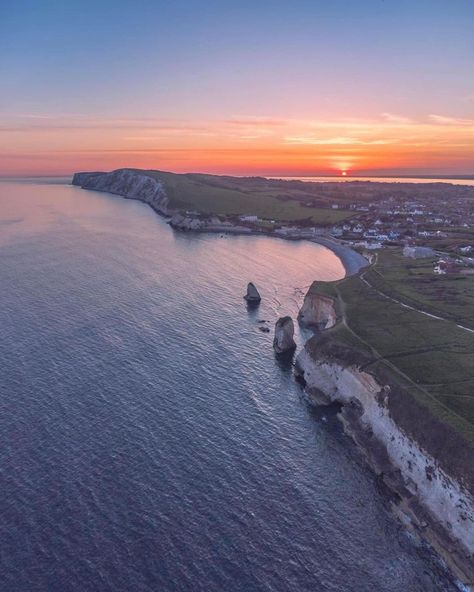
xmin=273 ymin=316 xmax=296 ymax=353
xmin=244 ymin=282 xmax=261 ymax=303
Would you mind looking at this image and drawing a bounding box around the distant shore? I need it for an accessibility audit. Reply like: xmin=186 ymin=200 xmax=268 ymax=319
xmin=71 ymin=169 xmax=368 ymax=278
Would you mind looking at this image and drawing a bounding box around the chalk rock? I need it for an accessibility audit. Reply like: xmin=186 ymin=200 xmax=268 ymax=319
xmin=273 ymin=316 xmax=296 ymax=353
xmin=298 ymin=282 xmax=337 ymax=330
xmin=244 ymin=282 xmax=261 ymax=303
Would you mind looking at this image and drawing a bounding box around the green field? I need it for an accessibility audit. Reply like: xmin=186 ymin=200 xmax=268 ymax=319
xmin=141 ymin=169 xmax=351 ymax=225
xmin=316 ymin=250 xmax=474 ymax=442
xmin=364 ymin=248 xmax=474 ymax=329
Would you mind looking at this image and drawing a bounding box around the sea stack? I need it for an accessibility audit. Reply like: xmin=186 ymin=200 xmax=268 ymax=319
xmin=244 ymin=282 xmax=261 ymax=303
xmin=273 ymin=316 xmax=296 ymax=354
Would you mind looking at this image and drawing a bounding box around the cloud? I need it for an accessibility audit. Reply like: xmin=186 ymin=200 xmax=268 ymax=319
xmin=284 ymin=135 xmax=396 ymax=146
xmin=381 ymin=113 xmax=413 ymax=124
xmin=428 ymin=114 xmax=474 ymax=126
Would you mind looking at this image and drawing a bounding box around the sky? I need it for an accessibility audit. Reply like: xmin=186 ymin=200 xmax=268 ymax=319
xmin=1 ymin=0 xmax=473 ymax=176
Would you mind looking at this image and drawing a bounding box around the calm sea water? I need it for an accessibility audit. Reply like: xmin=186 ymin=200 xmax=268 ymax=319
xmin=0 ymin=180 xmax=460 ymax=591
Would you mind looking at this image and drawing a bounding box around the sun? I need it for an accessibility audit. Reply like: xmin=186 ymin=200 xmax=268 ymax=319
xmin=341 ymin=170 xmax=347 ymax=177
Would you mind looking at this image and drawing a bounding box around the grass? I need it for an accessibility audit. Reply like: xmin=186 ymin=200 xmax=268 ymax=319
xmin=364 ymin=248 xmax=474 ymax=329
xmin=140 ymin=169 xmax=351 ymax=225
xmin=343 ymin=277 xmax=474 ymax=438
xmin=314 ymin=251 xmax=474 ymax=442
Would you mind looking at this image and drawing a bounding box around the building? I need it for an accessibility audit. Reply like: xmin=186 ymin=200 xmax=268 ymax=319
xmin=403 ymin=246 xmax=435 ymax=259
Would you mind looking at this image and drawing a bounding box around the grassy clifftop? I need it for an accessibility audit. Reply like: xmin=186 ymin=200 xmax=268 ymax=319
xmin=307 ymin=249 xmax=474 ymax=445
xmin=139 ymin=169 xmax=351 ymax=225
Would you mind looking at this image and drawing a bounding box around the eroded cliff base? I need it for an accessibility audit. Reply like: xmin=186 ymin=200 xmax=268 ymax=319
xmin=295 ymin=334 xmax=474 ymax=586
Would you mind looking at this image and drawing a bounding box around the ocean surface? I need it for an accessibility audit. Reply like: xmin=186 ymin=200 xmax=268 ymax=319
xmin=0 ymin=179 xmax=461 ymax=591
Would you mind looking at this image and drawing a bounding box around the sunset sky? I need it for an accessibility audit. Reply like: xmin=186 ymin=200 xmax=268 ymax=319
xmin=1 ymin=0 xmax=473 ymax=176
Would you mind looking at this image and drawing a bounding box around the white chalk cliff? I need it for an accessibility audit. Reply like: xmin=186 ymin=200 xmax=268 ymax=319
xmin=72 ymin=169 xmax=170 ymax=215
xmin=295 ymin=284 xmax=474 ymax=582
xmin=298 ymin=282 xmax=338 ymax=329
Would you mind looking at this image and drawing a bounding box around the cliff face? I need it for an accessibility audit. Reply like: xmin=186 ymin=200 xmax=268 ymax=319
xmin=72 ymin=170 xmax=170 ymax=215
xmin=296 ymin=338 xmax=474 ymax=570
xmin=296 ymin=280 xmax=474 ymax=578
xmin=297 ymin=282 xmax=338 ymax=329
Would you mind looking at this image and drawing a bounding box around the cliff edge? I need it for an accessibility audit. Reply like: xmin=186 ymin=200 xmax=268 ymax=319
xmin=297 ymin=281 xmax=340 ymax=329
xmin=295 ymin=283 xmax=474 ymax=582
xmin=72 ymin=169 xmax=171 ymax=215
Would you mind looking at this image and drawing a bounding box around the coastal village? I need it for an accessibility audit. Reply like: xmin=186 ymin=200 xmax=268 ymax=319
xmin=170 ymin=178 xmax=474 ymax=276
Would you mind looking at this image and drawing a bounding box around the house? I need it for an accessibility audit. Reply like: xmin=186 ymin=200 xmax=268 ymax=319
xmin=352 ymin=224 xmax=364 ymax=233
xmin=239 ymin=215 xmax=259 ymax=222
xmin=460 ymin=246 xmax=472 ymax=254
xmin=364 ymin=241 xmax=382 ymax=250
xmin=403 ymin=246 xmax=435 ymax=259
xmin=363 ymin=229 xmax=377 ymax=238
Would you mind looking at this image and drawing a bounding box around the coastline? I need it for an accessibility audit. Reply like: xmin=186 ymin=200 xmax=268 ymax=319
xmin=295 ymin=286 xmax=474 ymax=588
xmin=72 ymin=169 xmax=472 ymax=588
xmin=71 ymin=169 xmax=368 ymax=278
xmin=167 ymin=221 xmax=368 ymax=277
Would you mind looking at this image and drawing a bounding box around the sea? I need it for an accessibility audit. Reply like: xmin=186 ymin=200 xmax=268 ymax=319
xmin=0 ymin=179 xmax=462 ymax=591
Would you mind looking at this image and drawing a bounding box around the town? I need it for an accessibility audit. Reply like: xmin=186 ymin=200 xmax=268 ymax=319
xmin=223 ymin=179 xmax=474 ymax=276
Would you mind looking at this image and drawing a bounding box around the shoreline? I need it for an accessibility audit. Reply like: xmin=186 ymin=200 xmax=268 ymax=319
xmin=296 ymin=348 xmax=474 ymax=589
xmin=73 ymin=170 xmax=472 ymax=587
xmin=167 ymin=220 xmax=369 ymax=277
xmin=71 ymin=170 xmax=368 ymax=279
xmin=295 ymin=283 xmax=474 ymax=589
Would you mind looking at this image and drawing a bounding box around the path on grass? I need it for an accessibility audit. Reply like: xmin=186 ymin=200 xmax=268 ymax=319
xmin=360 ymin=271 xmax=474 ymax=335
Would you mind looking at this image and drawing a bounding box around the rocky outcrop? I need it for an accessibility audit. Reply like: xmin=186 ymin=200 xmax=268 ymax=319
xmin=244 ymin=282 xmax=261 ymax=303
xmin=298 ymin=281 xmax=338 ymax=329
xmin=169 ymin=213 xmax=204 ymax=231
xmin=295 ymin=335 xmax=474 ymax=581
xmin=72 ymin=169 xmax=170 ymax=215
xmin=273 ymin=316 xmax=296 ymax=353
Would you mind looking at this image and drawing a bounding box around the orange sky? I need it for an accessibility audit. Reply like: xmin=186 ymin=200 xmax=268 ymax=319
xmin=1 ymin=113 xmax=473 ymax=177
